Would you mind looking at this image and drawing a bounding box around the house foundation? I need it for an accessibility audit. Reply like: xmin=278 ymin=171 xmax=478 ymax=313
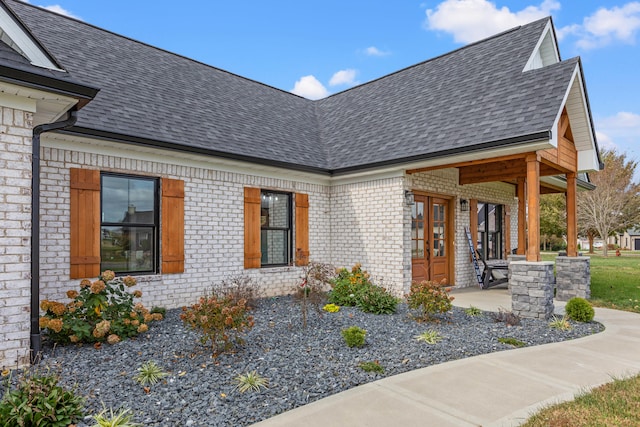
xmin=510 ymin=261 xmax=554 ymax=320
xmin=555 ymin=256 xmax=591 ymax=301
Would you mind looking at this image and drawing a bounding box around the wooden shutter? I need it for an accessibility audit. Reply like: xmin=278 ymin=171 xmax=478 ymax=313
xmin=162 ymin=178 xmax=184 ymax=274
xmin=295 ymin=193 xmax=309 ymax=266
xmin=469 ymin=199 xmax=478 ymax=252
xmin=70 ymin=168 xmax=101 ymax=279
xmin=244 ymin=187 xmax=261 ymax=269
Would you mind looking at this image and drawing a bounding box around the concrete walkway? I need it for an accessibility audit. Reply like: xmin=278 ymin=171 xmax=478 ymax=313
xmin=253 ymin=288 xmax=640 ymax=427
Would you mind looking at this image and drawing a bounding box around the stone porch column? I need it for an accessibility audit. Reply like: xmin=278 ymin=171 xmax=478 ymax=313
xmin=510 ymin=261 xmax=554 ymax=320
xmin=555 ymin=256 xmax=591 ymax=301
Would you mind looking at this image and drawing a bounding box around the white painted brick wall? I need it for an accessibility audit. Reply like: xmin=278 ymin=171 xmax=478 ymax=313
xmin=329 ymin=177 xmax=408 ymax=296
xmin=39 ymin=146 xmax=332 ymax=310
xmin=0 ymin=108 xmax=33 ymax=369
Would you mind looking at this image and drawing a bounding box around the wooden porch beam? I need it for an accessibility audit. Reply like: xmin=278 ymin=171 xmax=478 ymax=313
xmin=406 ymin=153 xmax=526 ymax=175
xmin=566 ymin=172 xmax=578 ymax=257
xmin=526 ymin=154 xmax=541 ymax=262
xmin=517 ymin=178 xmax=526 ymax=256
xmin=459 ymin=161 xmax=527 ymax=185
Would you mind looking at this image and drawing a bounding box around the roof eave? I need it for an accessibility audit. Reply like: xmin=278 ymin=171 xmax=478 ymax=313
xmin=0 ymin=64 xmax=99 ymax=106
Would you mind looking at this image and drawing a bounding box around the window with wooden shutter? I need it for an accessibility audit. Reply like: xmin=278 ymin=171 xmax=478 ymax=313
xmin=162 ymin=178 xmax=184 ymax=274
xmin=295 ymin=193 xmax=309 ymax=266
xmin=70 ymin=168 xmax=101 ymax=279
xmin=244 ymin=187 xmax=261 ymax=268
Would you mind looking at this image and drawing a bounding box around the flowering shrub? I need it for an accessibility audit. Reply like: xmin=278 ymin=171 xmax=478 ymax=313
xmin=180 ymin=293 xmax=254 ymax=356
xmin=328 ymin=263 xmax=372 ymax=306
xmin=39 ymin=271 xmax=162 ymax=344
xmin=406 ymin=280 xmax=454 ymax=321
xmin=357 ymin=284 xmax=399 ymax=315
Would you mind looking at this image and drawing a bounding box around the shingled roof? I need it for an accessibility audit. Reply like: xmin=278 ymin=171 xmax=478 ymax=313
xmin=2 ymin=0 xmax=586 ymax=175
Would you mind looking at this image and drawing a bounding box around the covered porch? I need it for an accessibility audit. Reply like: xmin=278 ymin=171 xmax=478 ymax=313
xmin=407 ymin=108 xmax=595 ymax=319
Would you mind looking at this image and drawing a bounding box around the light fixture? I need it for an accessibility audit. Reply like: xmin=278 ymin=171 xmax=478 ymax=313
xmin=460 ymin=198 xmax=469 ymax=212
xmin=404 ymin=190 xmax=415 ymax=206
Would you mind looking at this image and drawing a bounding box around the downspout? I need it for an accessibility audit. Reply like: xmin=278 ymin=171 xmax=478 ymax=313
xmin=30 ymin=108 xmax=78 ymax=364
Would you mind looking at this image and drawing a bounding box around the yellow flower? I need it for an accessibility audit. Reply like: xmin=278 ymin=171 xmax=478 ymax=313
xmin=101 ymin=270 xmax=116 ymax=282
xmin=90 ymin=280 xmax=106 ymax=294
xmin=107 ymin=334 xmax=121 ymax=344
xmin=66 ymin=290 xmax=79 ymax=299
xmin=137 ymin=324 xmax=148 ymax=333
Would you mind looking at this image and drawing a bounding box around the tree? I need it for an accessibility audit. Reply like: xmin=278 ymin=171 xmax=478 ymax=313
xmin=578 ymin=149 xmax=640 ymax=256
xmin=540 ymin=193 xmax=566 ymax=251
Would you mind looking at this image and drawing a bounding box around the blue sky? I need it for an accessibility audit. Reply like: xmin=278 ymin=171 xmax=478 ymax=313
xmin=23 ymin=0 xmax=640 ymax=171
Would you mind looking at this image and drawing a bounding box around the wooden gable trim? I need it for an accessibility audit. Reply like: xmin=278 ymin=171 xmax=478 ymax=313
xmin=69 ymin=168 xmax=101 ymax=279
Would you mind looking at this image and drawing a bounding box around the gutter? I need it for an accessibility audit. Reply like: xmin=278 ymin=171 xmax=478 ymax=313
xmin=30 ymin=108 xmax=78 ymax=364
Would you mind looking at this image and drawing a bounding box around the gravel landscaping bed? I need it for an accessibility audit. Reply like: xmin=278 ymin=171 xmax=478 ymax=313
xmin=33 ymin=296 xmax=603 ymax=426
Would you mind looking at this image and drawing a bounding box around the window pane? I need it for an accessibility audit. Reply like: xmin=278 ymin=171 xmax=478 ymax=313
xmin=261 ymin=229 xmax=289 ymax=265
xmin=261 ymin=192 xmax=289 ymax=229
xmin=102 ymin=175 xmax=155 ymax=224
xmin=101 ymin=226 xmax=154 ymax=273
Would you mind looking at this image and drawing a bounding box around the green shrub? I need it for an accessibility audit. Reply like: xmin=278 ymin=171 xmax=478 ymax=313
xmin=135 ymin=361 xmax=168 ymax=386
xmin=92 ymin=406 xmax=141 ymax=427
xmin=180 ymin=292 xmax=254 ymax=356
xmin=565 ymin=297 xmax=595 ymax=322
xmin=498 ymin=337 xmax=526 ymax=347
xmin=357 ymin=285 xmax=400 ymax=315
xmin=406 ymin=280 xmax=454 ymax=321
xmin=341 ymin=326 xmax=366 ymax=348
xmin=233 ymin=371 xmax=269 ymax=393
xmin=328 ymin=264 xmax=372 ymax=306
xmin=414 ymin=330 xmax=443 ymax=344
xmin=464 ymin=305 xmax=483 ymax=316
xmin=0 ymin=370 xmax=84 ymax=426
xmin=39 ymin=271 xmax=162 ymax=345
xmin=359 ymin=361 xmax=384 ymax=373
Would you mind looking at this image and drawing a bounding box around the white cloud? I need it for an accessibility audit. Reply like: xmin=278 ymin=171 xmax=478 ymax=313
xmin=425 ymin=0 xmax=560 ymax=44
xmin=18 ymin=1 xmax=80 ymax=19
xmin=329 ymin=69 xmax=358 ymax=87
xmin=42 ymin=5 xmax=80 ymax=19
xmin=596 ymin=111 xmax=640 ymax=161
xmin=291 ymin=75 xmax=329 ymax=100
xmin=559 ymin=2 xmax=640 ymax=49
xmin=364 ymin=46 xmax=390 ymax=56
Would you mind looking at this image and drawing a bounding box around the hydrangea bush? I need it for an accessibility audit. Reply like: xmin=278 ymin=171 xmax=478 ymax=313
xmin=39 ymin=270 xmax=162 ymax=344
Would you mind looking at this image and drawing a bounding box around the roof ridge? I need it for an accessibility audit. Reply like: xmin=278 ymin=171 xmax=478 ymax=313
xmin=4 ymin=0 xmax=310 ymax=101
xmin=322 ymin=16 xmax=551 ymax=101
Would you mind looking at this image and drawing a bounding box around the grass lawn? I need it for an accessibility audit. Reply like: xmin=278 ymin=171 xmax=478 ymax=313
xmin=526 ymin=252 xmax=640 ymax=425
xmin=522 ymin=374 xmax=640 ymax=427
xmin=541 ymin=251 xmax=640 ymax=313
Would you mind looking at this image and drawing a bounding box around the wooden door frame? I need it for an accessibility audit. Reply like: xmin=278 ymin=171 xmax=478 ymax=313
xmin=411 ymin=190 xmax=456 ymax=285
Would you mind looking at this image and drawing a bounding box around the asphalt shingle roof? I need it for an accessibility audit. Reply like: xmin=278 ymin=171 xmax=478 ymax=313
xmin=3 ymin=0 xmax=579 ymax=174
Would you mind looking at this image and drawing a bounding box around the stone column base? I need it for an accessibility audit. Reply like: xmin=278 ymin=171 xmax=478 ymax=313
xmin=510 ymin=261 xmax=554 ymax=320
xmin=555 ymin=256 xmax=591 ymax=301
